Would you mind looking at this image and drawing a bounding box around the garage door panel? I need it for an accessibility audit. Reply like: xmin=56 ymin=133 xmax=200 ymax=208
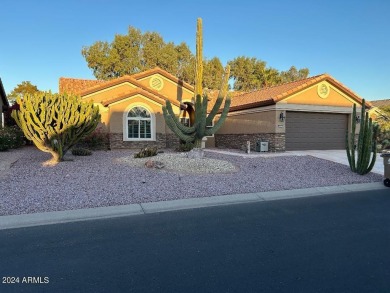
xmin=286 ymin=112 xmax=348 ymax=150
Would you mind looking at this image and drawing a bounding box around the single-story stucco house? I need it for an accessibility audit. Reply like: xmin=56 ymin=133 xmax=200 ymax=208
xmin=0 ymin=78 xmax=10 ymax=127
xmin=59 ymin=68 xmax=372 ymax=152
xmin=368 ymin=99 xmax=390 ymax=121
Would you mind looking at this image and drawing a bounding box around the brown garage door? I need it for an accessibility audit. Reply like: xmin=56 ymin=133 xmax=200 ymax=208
xmin=286 ymin=112 xmax=348 ymax=150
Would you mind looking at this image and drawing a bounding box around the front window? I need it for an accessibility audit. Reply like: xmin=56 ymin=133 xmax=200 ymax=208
xmin=127 ymin=106 xmax=152 ymax=139
xmin=180 ymin=117 xmax=190 ymax=127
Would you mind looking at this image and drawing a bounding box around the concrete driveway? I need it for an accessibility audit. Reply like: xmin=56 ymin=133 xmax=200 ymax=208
xmin=205 ymin=149 xmax=384 ymax=176
xmin=289 ymin=150 xmax=383 ymax=175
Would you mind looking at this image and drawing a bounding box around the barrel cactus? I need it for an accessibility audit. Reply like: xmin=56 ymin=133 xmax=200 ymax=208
xmin=346 ymin=99 xmax=378 ymax=175
xmin=162 ymin=18 xmax=231 ymax=149
xmin=11 ymin=92 xmax=100 ymax=165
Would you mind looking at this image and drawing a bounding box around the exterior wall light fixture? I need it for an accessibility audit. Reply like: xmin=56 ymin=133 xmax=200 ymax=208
xmin=356 ymin=115 xmax=361 ymax=124
xmin=279 ymin=112 xmax=285 ymax=122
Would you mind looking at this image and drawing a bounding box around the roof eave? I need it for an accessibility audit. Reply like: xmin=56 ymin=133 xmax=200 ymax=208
xmin=0 ymin=78 xmax=9 ymax=111
xmin=219 ymin=100 xmax=275 ymax=114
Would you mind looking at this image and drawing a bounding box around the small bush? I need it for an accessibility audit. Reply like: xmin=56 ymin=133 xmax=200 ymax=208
xmin=77 ymin=127 xmax=110 ymax=150
xmin=176 ymin=142 xmax=194 ymax=152
xmin=0 ymin=126 xmax=25 ymax=151
xmin=134 ymin=147 xmax=158 ymax=158
xmin=72 ymin=148 xmax=92 ymax=156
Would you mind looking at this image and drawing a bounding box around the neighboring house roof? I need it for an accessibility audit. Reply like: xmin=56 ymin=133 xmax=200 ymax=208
xmin=0 ymin=78 xmax=9 ymax=111
xmin=370 ymin=99 xmax=390 ymax=108
xmin=228 ymin=74 xmax=371 ymax=112
xmin=59 ymin=77 xmax=106 ymax=95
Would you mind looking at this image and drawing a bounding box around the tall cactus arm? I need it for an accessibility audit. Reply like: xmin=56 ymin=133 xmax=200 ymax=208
xmin=195 ymin=18 xmax=203 ymax=97
xmin=205 ymin=96 xmax=231 ymax=136
xmin=364 ymin=123 xmax=378 ymax=174
xmin=350 ymin=103 xmax=356 ymax=171
xmin=163 ymin=109 xmax=196 ymax=142
xmin=346 ymin=131 xmax=352 ymax=170
xmin=206 ymin=65 xmax=230 ymax=125
xmin=358 ymin=117 xmax=372 ymax=174
xmin=356 ymin=101 xmax=366 ymax=171
xmin=163 ymin=101 xmax=196 ymax=134
xmin=346 ymin=103 xmax=357 ymax=172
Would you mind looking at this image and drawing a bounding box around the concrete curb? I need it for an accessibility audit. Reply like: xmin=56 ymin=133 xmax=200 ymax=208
xmin=0 ymin=182 xmax=386 ymax=230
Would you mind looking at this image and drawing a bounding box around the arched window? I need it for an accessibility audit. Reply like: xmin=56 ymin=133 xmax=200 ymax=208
xmin=126 ymin=106 xmax=153 ymax=140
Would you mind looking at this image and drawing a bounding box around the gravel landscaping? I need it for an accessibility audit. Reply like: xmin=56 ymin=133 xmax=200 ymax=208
xmin=0 ymin=147 xmax=382 ymax=216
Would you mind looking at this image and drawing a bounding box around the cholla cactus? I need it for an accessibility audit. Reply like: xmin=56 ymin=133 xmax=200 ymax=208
xmin=162 ymin=18 xmax=231 ymax=148
xmin=12 ymin=92 xmax=100 ymax=165
xmin=346 ymin=99 xmax=378 ymax=175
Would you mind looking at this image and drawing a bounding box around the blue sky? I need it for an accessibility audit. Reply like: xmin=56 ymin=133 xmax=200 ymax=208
xmin=1 ymin=0 xmax=389 ymax=101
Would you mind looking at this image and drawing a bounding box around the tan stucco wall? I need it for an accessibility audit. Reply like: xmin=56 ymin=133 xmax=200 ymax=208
xmin=106 ymin=95 xmax=180 ymax=134
xmin=217 ymin=111 xmax=277 ymax=134
xmin=283 ymin=82 xmax=359 ymax=107
xmin=83 ymin=83 xmax=137 ymax=103
xmin=137 ymin=74 xmax=194 ymax=103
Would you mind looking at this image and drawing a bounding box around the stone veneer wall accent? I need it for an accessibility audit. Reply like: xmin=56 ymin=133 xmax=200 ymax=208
xmin=215 ymin=133 xmax=286 ymax=152
xmin=109 ymin=133 xmax=180 ymax=149
xmin=165 ymin=133 xmax=180 ymax=149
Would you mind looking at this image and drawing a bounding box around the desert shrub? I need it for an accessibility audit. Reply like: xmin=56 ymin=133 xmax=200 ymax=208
xmin=0 ymin=126 xmax=25 ymax=151
xmin=72 ymin=148 xmax=92 ymax=156
xmin=176 ymin=141 xmax=194 ymax=152
xmin=77 ymin=127 xmax=110 ymax=150
xmin=375 ymin=107 xmax=390 ymax=151
xmin=11 ymin=91 xmax=100 ymax=165
xmin=134 ymin=146 xmax=158 ymax=158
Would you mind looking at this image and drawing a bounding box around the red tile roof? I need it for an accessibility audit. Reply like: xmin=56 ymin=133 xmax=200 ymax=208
xmin=59 ymin=77 xmax=106 ymax=95
xmin=101 ymin=88 xmax=180 ymax=107
xmin=58 ymin=67 xmax=193 ymax=108
xmin=371 ymin=99 xmax=390 ymax=107
xmin=228 ymin=74 xmax=371 ymax=112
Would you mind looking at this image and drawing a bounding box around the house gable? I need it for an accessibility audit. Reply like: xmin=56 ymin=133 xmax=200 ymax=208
xmin=82 ymin=82 xmax=138 ymax=104
xmin=229 ymin=74 xmax=371 ymax=112
xmin=132 ymin=67 xmax=194 ymax=103
xmin=281 ymin=80 xmax=361 ymax=107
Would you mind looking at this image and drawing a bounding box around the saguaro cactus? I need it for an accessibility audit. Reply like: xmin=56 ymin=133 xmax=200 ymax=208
xmin=11 ymin=92 xmax=100 ymax=165
xmin=162 ymin=18 xmax=231 ymax=149
xmin=346 ymin=99 xmax=378 ymax=175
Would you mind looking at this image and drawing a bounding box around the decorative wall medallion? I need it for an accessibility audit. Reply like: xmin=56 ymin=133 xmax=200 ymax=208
xmin=149 ymin=75 xmax=164 ymax=91
xmin=317 ymin=82 xmax=330 ymax=99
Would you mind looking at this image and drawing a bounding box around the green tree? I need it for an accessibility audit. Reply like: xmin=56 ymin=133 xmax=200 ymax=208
xmin=375 ymin=105 xmax=390 ymax=149
xmin=176 ymin=42 xmax=195 ymax=84
xmin=82 ymin=26 xmax=195 ymax=82
xmin=203 ymin=57 xmax=224 ymax=89
xmin=8 ymin=81 xmax=40 ymax=104
xmin=11 ymin=92 xmax=100 ymax=166
xmin=228 ymin=56 xmax=266 ymax=91
xmin=228 ymin=57 xmax=309 ymax=91
xmin=82 ymin=26 xmax=310 ymax=91
xmin=280 ymin=66 xmax=309 ymax=83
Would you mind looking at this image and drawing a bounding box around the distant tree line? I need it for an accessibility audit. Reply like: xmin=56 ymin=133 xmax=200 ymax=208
xmin=81 ymin=26 xmax=309 ymax=91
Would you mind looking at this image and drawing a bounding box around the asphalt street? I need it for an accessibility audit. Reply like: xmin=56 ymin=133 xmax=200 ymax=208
xmin=0 ymin=189 xmax=389 ymax=293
